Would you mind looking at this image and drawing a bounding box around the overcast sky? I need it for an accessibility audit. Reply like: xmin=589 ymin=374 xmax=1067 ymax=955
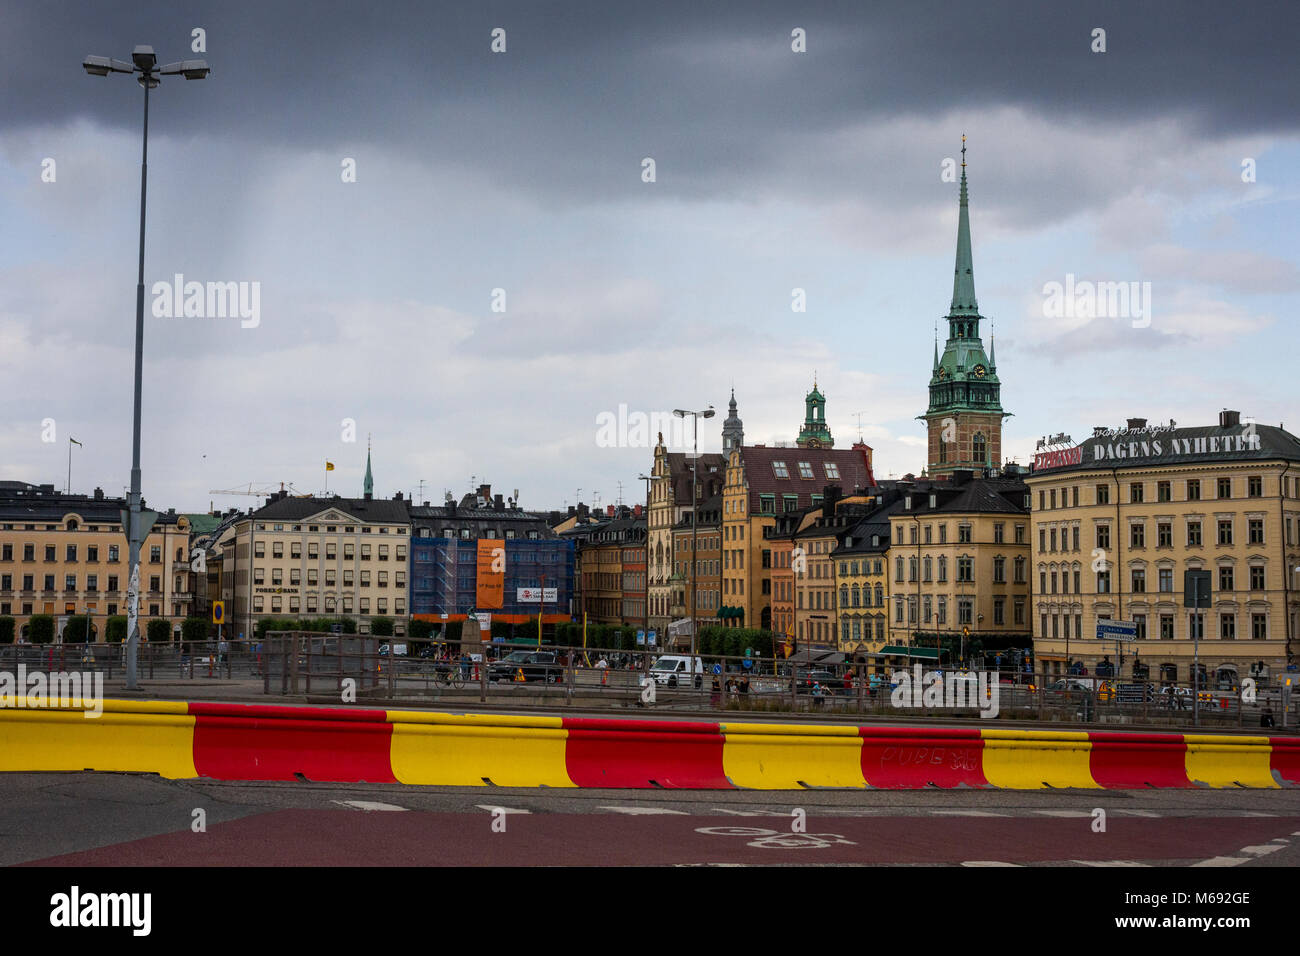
xmin=2 ymin=0 xmax=1297 ymax=514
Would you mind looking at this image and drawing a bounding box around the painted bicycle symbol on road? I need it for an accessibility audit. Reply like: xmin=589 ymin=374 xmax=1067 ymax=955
xmin=695 ymin=826 xmax=857 ymax=849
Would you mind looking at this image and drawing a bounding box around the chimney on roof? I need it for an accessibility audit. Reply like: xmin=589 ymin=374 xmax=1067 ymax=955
xmin=93 ymin=487 xmax=104 ymax=500
xmin=1219 ymin=410 xmax=1241 ymax=428
xmin=822 ymin=484 xmax=841 ymax=518
xmin=606 ymin=505 xmax=615 ymax=517
xmin=1127 ymin=417 xmax=1147 ymax=429
xmin=633 ymin=503 xmax=643 ymax=518
xmin=494 ymin=493 xmax=504 ymax=512
xmin=953 ymin=469 xmax=974 ymax=487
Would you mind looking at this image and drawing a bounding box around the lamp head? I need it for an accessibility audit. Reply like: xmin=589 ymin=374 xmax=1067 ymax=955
xmin=131 ymin=45 xmax=157 ymax=71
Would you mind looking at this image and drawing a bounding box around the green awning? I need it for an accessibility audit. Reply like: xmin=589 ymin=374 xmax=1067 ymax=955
xmin=877 ymin=645 xmax=940 ymax=659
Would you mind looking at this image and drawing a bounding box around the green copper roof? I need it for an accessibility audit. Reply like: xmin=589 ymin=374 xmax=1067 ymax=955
xmin=949 ymin=151 xmax=979 ymax=317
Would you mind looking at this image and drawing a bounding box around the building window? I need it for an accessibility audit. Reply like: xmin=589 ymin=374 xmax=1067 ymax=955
xmin=1130 ymin=483 xmax=1143 ymax=503
xmin=254 ymin=543 xmax=265 ymax=559
xmin=939 ymin=525 xmax=948 ymax=544
xmin=957 ymin=598 xmax=973 ymax=626
xmin=1187 ymin=479 xmax=1200 ymax=501
xmin=1248 ymin=476 xmax=1262 ymax=497
xmin=1189 ymin=613 xmax=1204 ymax=640
xmin=1014 ymin=556 xmax=1026 ymax=584
xmin=797 ymin=462 xmax=814 ymax=479
xmin=150 ymin=546 xmax=161 ymax=563
xmin=1249 ymin=565 xmax=1265 ymax=590
xmin=772 ymin=461 xmax=789 ymax=479
xmin=1134 ymin=614 xmax=1146 ymax=640
xmin=993 ymin=523 xmax=1004 ymax=543
xmin=1015 ymin=524 xmax=1026 ymax=545
xmin=1220 ymin=613 xmax=1236 ymax=640
xmin=958 ymin=525 xmax=971 ymax=544
xmin=272 ymin=542 xmax=283 ymax=559
xmin=993 ymin=597 xmax=1005 ymax=626
xmin=1096 ymin=484 xmax=1109 ymax=505
xmin=1131 ymin=568 xmax=1145 ymax=593
xmin=1157 ymin=522 xmax=1172 ymax=547
xmin=1188 ymin=521 xmax=1202 ymax=547
xmin=1217 ymin=520 xmax=1233 ymax=546
xmin=993 ymin=556 xmax=1005 ymax=583
xmin=1248 ymin=519 xmax=1264 ymax=545
xmin=1157 ymin=481 xmax=1171 ymax=502
xmin=1218 ymin=566 xmax=1233 ymax=591
xmin=291 ymin=544 xmax=302 ymax=559
xmin=1130 ymin=523 xmax=1145 ymax=548
xmin=1252 ymin=614 xmax=1267 ymax=640
xmin=1217 ymin=477 xmax=1231 ymax=499
xmin=1097 ymin=570 xmax=1111 ymax=593
xmin=957 ymin=556 xmax=973 ymax=583
xmin=1158 ymin=568 xmax=1173 ymax=592
xmin=938 ymin=556 xmax=947 ymax=583
xmin=1096 ymin=525 xmax=1110 ymax=550
xmin=1160 ymin=615 xmax=1174 ymax=640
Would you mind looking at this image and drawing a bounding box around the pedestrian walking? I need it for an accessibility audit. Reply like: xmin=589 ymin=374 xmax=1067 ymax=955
xmin=1261 ymin=704 xmax=1275 ymax=728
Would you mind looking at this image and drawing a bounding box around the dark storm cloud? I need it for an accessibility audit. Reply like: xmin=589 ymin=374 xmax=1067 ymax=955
xmin=6 ymin=0 xmax=1297 ymax=206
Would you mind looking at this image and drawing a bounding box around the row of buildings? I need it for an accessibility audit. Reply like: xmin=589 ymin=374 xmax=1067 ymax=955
xmin=4 ymin=151 xmax=1298 ymax=686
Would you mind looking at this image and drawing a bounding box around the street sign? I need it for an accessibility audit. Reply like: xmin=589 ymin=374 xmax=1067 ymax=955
xmin=211 ymin=601 xmax=224 ymax=624
xmin=742 ymin=659 xmax=753 ymax=670
xmin=476 ymin=613 xmax=491 ymax=630
xmin=1184 ymin=569 xmax=1212 ymax=608
xmin=712 ymin=663 xmax=722 ymax=675
xmin=1096 ymin=620 xmax=1137 ymax=641
xmin=517 ymin=588 xmax=558 ymax=603
xmin=636 ymin=629 xmax=645 ymax=645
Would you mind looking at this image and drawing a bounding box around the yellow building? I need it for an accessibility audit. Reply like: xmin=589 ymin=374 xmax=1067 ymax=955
xmin=887 ymin=471 xmax=1031 ymax=665
xmin=0 ymin=482 xmax=192 ymax=641
xmin=833 ymin=502 xmax=899 ymax=660
xmin=1026 ymin=413 xmax=1300 ymax=686
xmin=720 ymin=387 xmax=876 ymax=631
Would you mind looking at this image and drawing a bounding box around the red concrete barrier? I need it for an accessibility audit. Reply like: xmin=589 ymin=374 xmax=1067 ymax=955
xmin=1088 ymin=732 xmax=1191 ymax=789
xmin=562 ymin=717 xmax=731 ymax=788
xmin=189 ymin=702 xmax=396 ymax=783
xmin=1269 ymin=736 xmax=1300 ymax=785
xmin=859 ymin=726 xmax=987 ymax=788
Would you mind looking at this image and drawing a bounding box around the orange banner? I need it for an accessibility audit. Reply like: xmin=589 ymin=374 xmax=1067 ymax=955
xmin=476 ymin=540 xmax=505 ymax=609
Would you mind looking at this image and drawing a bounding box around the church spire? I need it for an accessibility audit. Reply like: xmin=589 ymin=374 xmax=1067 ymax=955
xmin=949 ymin=134 xmax=979 ymax=318
xmin=363 ymin=436 xmax=374 ymax=499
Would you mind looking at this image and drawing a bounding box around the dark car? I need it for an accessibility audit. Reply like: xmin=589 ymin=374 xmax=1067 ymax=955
xmin=792 ymin=668 xmax=843 ymax=695
xmin=488 ymin=650 xmax=563 ymax=684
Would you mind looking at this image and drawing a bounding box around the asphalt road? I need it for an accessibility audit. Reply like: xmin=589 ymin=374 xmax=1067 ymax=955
xmin=5 ymin=772 xmax=1300 ymax=867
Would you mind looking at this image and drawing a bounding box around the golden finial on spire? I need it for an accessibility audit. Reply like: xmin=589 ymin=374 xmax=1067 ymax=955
xmin=961 ymin=133 xmax=966 ymax=169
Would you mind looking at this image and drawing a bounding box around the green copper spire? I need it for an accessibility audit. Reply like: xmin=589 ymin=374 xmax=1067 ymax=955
xmin=949 ymin=134 xmax=979 ymax=318
xmin=363 ymin=439 xmax=373 ymax=499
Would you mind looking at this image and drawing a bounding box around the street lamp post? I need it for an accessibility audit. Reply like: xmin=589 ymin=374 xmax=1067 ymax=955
xmin=83 ymin=46 xmax=209 ymax=689
xmin=673 ymin=407 xmax=715 ymax=658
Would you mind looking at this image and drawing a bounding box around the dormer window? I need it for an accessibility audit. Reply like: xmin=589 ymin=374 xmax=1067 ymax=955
xmin=798 ymin=462 xmax=814 ymax=479
xmin=824 ymin=462 xmax=840 ymax=480
xmin=772 ymin=461 xmax=790 ymax=479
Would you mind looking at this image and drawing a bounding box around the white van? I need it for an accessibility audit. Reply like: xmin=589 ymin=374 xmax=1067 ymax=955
xmin=650 ymin=655 xmax=705 ymax=688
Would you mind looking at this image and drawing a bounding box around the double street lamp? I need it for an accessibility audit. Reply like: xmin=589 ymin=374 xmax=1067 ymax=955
xmin=83 ymin=46 xmax=209 ymax=689
xmin=673 ymin=406 xmax=714 ymax=658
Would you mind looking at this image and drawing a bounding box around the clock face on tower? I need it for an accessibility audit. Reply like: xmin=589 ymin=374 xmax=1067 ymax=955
xmin=973 ymin=364 xmax=987 ymax=378
xmin=937 ymin=367 xmax=947 ymax=380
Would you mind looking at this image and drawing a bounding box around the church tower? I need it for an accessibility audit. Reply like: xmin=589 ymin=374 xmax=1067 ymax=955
xmin=796 ymin=377 xmax=834 ymax=449
xmin=922 ymin=138 xmax=1008 ymax=477
xmin=722 ymin=389 xmax=745 ymax=453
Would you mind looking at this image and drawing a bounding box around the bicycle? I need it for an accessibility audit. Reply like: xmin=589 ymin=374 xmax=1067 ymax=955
xmin=432 ymin=661 xmax=466 ymax=689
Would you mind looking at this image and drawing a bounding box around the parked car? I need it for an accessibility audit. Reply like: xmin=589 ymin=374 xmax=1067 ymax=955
xmin=650 ymin=655 xmax=705 ymax=688
xmin=793 ymin=668 xmax=843 ymax=695
xmin=488 ymin=650 xmax=562 ymax=683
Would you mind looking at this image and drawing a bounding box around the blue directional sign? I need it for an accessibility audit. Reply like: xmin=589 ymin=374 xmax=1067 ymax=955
xmin=712 ymin=663 xmax=722 ymax=675
xmin=1096 ymin=620 xmax=1137 ymax=641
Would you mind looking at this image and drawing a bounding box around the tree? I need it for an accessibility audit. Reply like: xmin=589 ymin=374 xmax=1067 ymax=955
xmin=0 ymin=616 xmax=14 ymax=645
xmin=105 ymin=616 xmax=127 ymax=643
xmin=182 ymin=617 xmax=208 ymax=643
xmin=408 ymin=619 xmax=434 ymax=641
xmin=370 ymin=616 xmax=395 ymax=637
xmin=28 ymin=615 xmax=55 ymax=645
xmin=146 ymin=619 xmax=171 ymax=643
xmin=62 ymin=615 xmax=97 ymax=643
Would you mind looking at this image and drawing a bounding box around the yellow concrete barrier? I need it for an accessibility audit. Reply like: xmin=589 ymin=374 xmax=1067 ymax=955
xmin=720 ymin=722 xmax=864 ymax=789
xmin=0 ymin=699 xmax=196 ymax=779
xmin=1184 ymin=734 xmax=1278 ymax=789
xmin=980 ymin=729 xmax=1096 ymax=789
xmin=388 ymin=710 xmax=573 ymax=787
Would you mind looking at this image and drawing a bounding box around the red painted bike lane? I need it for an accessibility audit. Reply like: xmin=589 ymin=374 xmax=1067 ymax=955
xmin=21 ymin=812 xmax=1300 ymax=867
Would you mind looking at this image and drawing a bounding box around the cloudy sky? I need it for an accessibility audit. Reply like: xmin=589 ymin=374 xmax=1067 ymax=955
xmin=2 ymin=0 xmax=1297 ymax=515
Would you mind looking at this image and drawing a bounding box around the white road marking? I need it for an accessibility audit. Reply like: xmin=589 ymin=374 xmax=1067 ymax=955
xmin=1033 ymin=810 xmax=1093 ymax=817
xmin=1239 ymin=844 xmax=1284 ymax=856
xmin=600 ymin=806 xmax=689 ymax=815
xmin=961 ymin=861 xmax=1021 ymax=867
xmin=931 ymin=810 xmax=1007 ymax=817
xmin=1192 ymin=857 xmax=1248 ymax=867
xmin=476 ymin=805 xmax=531 ymax=814
xmin=1114 ymin=809 xmax=1161 ymax=818
xmin=1071 ymin=860 xmax=1149 ymax=867
xmin=333 ymin=800 xmax=408 ymax=812
xmin=710 ymin=808 xmax=794 ymax=817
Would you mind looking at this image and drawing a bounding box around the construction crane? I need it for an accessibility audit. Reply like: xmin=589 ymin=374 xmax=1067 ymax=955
xmin=209 ymin=481 xmax=311 ymax=498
